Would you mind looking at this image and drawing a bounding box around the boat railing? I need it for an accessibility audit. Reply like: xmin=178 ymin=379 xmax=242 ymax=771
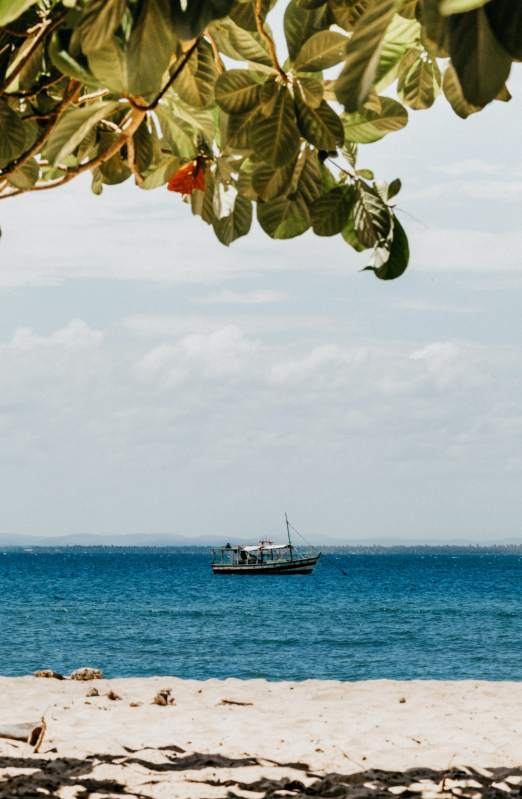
xmin=211 ymin=543 xmax=308 ymax=566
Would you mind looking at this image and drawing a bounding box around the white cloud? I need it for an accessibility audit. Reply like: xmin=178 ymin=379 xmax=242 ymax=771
xmin=0 ymin=316 xmax=521 ymax=536
xmin=390 ymin=300 xmax=481 ymax=313
xmin=430 ymin=159 xmax=502 ymax=176
xmin=407 ymin=226 xmax=522 ymax=272
xmin=193 ymin=289 xmax=286 ymax=305
xmin=402 ymin=177 xmax=522 ymax=202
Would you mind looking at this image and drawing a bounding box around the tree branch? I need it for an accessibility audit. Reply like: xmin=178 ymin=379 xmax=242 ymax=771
xmin=8 ymin=72 xmax=65 ymax=98
xmin=126 ymin=134 xmax=144 ymax=187
xmin=0 ymin=12 xmax=67 ymax=97
xmin=205 ymin=29 xmax=225 ymax=74
xmin=129 ymin=38 xmax=200 ymax=111
xmin=254 ymin=0 xmax=286 ymax=83
xmin=77 ymin=88 xmax=109 ymax=104
xmin=0 ymin=79 xmax=81 ymax=191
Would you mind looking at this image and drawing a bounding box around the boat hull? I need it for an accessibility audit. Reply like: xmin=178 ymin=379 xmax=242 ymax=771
xmin=212 ymin=555 xmax=320 ymax=575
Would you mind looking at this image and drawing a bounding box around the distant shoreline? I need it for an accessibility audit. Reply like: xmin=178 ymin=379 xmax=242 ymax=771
xmin=3 ymin=544 xmax=522 ymax=555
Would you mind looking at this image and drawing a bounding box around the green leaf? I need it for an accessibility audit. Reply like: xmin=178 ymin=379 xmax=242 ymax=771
xmin=224 ymin=104 xmax=260 ymax=148
xmin=141 ymin=154 xmax=181 ymax=188
xmin=373 ymin=14 xmax=421 ymax=92
xmin=295 ymin=76 xmax=323 ymax=108
xmin=229 ymin=0 xmax=271 ymax=31
xmin=250 ymin=86 xmax=301 ymax=168
xmin=213 ymin=193 xmax=253 ymax=245
xmin=294 ymin=30 xmax=349 ymax=72
xmin=257 ymin=193 xmax=311 ymax=238
xmin=447 ymin=6 xmax=512 ymax=106
xmin=294 ymin=145 xmax=322 ymax=203
xmin=296 ymin=0 xmax=327 ymax=9
xmin=356 ymin=168 xmax=374 ymax=179
xmin=397 ymin=49 xmax=441 ymax=109
xmin=215 ymin=69 xmax=260 ymax=113
xmin=45 ymin=101 xmax=121 ymax=166
xmin=0 ymin=0 xmax=35 ymax=26
xmin=335 ymin=0 xmax=397 ymax=112
xmin=342 ymin=212 xmax=368 ymax=251
xmin=353 ymin=180 xmax=391 ymax=248
xmin=485 ymin=0 xmax=522 ymax=60
xmin=366 ymin=214 xmax=409 ymax=279
xmin=98 ymin=131 xmax=132 ymax=184
xmin=169 ymin=96 xmax=216 ymax=144
xmin=48 ymin=33 xmax=104 ymax=90
xmin=127 ymin=0 xmax=177 ymax=96
xmin=295 ymin=92 xmax=344 ymax=150
xmin=341 ymin=96 xmax=408 ymax=143
xmin=74 ymin=0 xmax=128 ymax=55
xmin=284 ymin=0 xmax=326 ymax=62
xmin=155 ymin=105 xmax=198 ymax=158
xmin=228 ymin=22 xmax=273 ymax=66
xmin=387 ymin=177 xmax=401 ymax=199
xmin=133 ymin=119 xmax=154 ymax=173
xmin=252 ymin=159 xmax=296 ymax=200
xmin=309 ymin=185 xmax=355 ymax=236
xmin=171 ymin=0 xmax=234 ymax=41
xmin=88 ymin=36 xmax=129 ymax=94
xmin=91 ymin=166 xmax=103 ymax=194
xmin=397 ymin=0 xmax=418 ymax=19
xmin=442 ymin=62 xmax=483 ymax=118
xmin=341 ymin=141 xmax=357 ymax=167
xmin=172 ymin=41 xmax=218 ymax=109
xmin=440 ymin=0 xmax=487 ymax=14
xmin=0 ymin=99 xmax=27 ymax=161
xmin=8 ymin=157 xmax=38 ymax=190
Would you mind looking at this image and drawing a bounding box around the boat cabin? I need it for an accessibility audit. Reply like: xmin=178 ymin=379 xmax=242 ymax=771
xmin=211 ymin=541 xmax=295 ymax=567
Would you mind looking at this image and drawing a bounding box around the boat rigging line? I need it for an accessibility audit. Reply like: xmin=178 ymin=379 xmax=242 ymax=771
xmin=287 ymin=521 xmax=349 ymax=578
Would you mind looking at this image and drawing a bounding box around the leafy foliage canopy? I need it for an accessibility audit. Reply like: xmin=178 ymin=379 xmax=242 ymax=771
xmin=0 ymin=0 xmax=517 ymax=279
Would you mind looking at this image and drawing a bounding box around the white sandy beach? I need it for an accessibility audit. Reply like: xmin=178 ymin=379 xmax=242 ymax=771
xmin=1 ymin=676 xmax=522 ymax=798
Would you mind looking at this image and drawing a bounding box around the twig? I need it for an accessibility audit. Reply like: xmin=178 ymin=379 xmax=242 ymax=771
xmin=130 ymin=38 xmax=200 ymax=111
xmin=394 ymin=206 xmax=429 ymax=228
xmin=100 ymin=118 xmax=123 ymax=134
xmin=254 ymin=0 xmax=286 ymax=83
xmin=0 ymin=79 xmax=81 ymax=191
xmin=32 ymin=717 xmax=46 ymax=754
xmin=0 ymin=12 xmax=67 ymax=96
xmin=205 ymin=29 xmax=225 ymax=74
xmin=327 ymin=157 xmax=355 ymax=179
xmin=8 ymin=73 xmax=65 ymax=98
xmin=126 ymin=133 xmax=144 ymax=187
xmin=77 ymin=88 xmax=109 ymax=104
xmin=2 ymin=27 xmax=32 ymax=37
xmin=0 ymin=106 xmax=147 ymax=198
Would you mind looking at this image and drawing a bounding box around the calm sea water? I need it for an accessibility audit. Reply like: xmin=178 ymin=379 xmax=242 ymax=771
xmin=1 ymin=553 xmax=522 ymax=681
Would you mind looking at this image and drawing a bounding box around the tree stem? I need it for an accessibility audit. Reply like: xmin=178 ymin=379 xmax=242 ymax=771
xmin=205 ymin=29 xmax=225 ymax=74
xmin=254 ymin=0 xmax=286 ymax=83
xmin=0 ymin=79 xmax=81 ymax=192
xmin=0 ymin=12 xmax=66 ymax=97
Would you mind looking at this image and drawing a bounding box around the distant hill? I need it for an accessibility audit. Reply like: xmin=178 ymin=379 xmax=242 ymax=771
xmin=2 ymin=531 xmax=522 ymax=550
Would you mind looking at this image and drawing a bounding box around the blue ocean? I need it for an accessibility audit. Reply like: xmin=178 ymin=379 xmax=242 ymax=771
xmin=1 ymin=552 xmax=522 ymax=681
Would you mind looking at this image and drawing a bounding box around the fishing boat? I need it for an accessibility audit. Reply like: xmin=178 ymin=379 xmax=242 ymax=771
xmin=211 ymin=515 xmax=321 ymax=575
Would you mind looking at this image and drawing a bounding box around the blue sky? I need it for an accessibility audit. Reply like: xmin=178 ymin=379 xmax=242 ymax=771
xmin=0 ymin=56 xmax=521 ymax=543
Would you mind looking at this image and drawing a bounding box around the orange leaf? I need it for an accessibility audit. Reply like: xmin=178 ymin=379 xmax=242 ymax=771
xmin=167 ymin=159 xmax=206 ymax=194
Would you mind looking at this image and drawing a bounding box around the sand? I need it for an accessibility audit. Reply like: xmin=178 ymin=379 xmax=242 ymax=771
xmin=1 ymin=676 xmax=522 ymax=799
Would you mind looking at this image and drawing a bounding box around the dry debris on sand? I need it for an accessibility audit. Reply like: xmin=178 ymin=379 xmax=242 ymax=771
xmin=1 ymin=677 xmax=522 ymax=799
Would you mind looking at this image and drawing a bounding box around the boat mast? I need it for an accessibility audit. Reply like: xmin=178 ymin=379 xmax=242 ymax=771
xmin=285 ymin=513 xmax=293 ymax=560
